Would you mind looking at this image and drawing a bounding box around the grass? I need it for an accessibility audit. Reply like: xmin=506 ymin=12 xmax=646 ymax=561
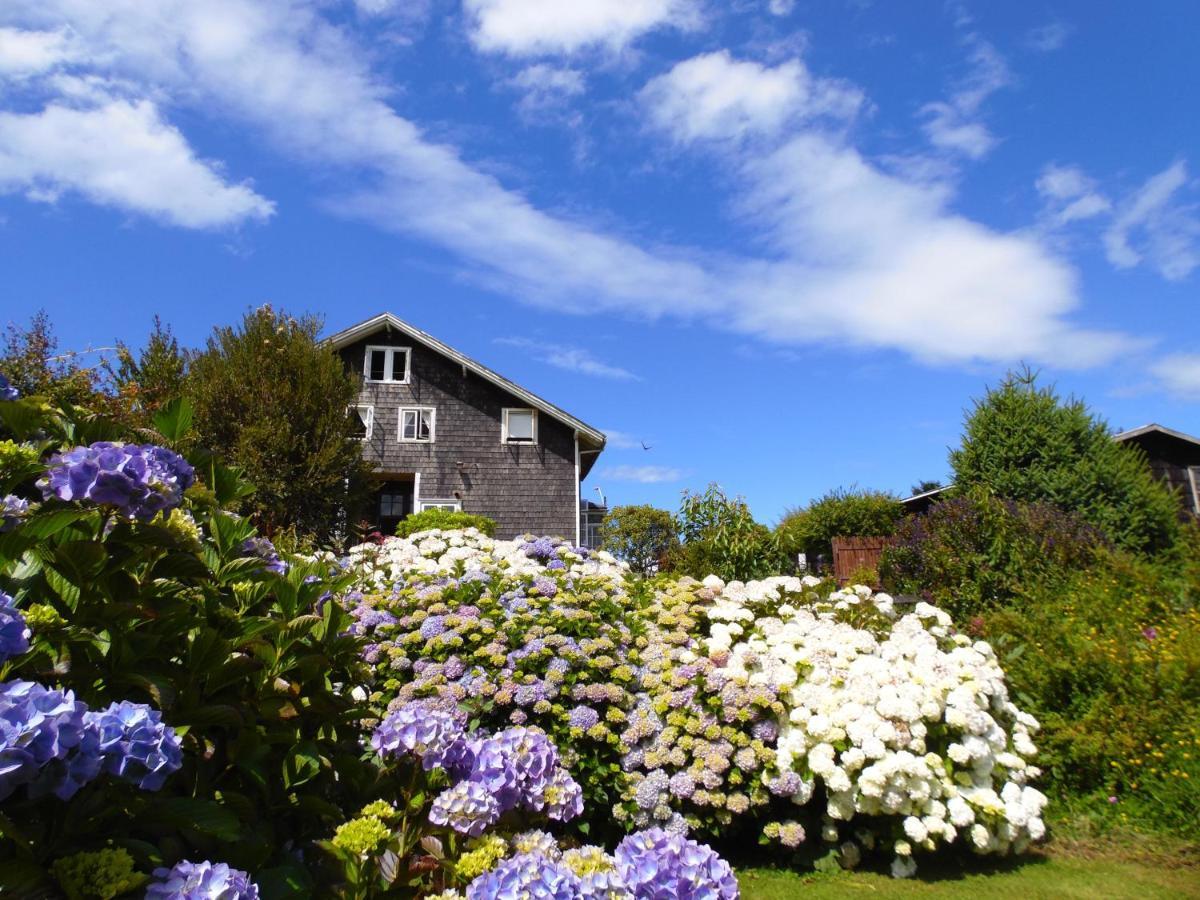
xmin=736 ymin=833 xmax=1200 ymax=899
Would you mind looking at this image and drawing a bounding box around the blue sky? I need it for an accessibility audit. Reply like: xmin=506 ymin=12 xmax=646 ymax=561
xmin=0 ymin=0 xmax=1197 ymax=522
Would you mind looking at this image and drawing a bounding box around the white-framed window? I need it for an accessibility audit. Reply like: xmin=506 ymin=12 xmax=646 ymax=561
xmin=502 ymin=407 xmax=537 ymax=444
xmin=347 ymin=404 xmax=374 ymax=441
xmin=419 ymin=499 xmax=462 ymax=513
xmin=399 ymin=407 xmax=435 ymax=442
xmin=363 ymin=345 xmax=411 ymax=383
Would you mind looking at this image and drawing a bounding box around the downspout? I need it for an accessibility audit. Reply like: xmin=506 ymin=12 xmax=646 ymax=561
xmin=574 ymin=431 xmax=581 ymax=547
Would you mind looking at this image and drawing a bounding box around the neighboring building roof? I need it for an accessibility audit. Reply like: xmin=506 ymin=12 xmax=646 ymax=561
xmin=324 ymin=312 xmax=607 ymax=450
xmin=1114 ymin=423 xmax=1200 ymax=448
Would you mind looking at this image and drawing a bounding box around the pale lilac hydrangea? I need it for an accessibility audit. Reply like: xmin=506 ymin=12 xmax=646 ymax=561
xmin=240 ymin=537 xmax=287 ymax=575
xmin=38 ymin=442 xmax=195 ymax=520
xmin=466 ymin=852 xmax=580 ymax=900
xmin=615 ymin=828 xmax=738 ymax=900
xmin=428 ymin=780 xmax=501 ymax=837
xmin=145 ymin=860 xmax=259 ymax=899
xmin=0 ymin=591 xmax=31 ymax=662
xmin=372 ymin=700 xmax=466 ymax=771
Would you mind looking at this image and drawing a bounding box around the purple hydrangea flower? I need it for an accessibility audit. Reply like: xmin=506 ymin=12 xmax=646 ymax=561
xmin=0 ymin=373 xmax=17 ymax=402
xmin=466 ymin=852 xmax=581 ymax=900
xmin=420 ymin=615 xmax=448 ymax=640
xmin=0 ymin=680 xmax=98 ymax=801
xmin=527 ymin=767 xmax=584 ymax=822
xmin=522 ymin=537 xmax=558 ymax=561
xmin=372 ymin=700 xmax=466 ymax=770
xmin=38 ymin=442 xmax=195 ymax=520
xmin=429 ymin=779 xmax=501 ymax=837
xmin=531 ymin=576 xmax=558 ymax=598
xmin=146 ymin=860 xmax=259 ymax=899
xmin=86 ymin=700 xmax=183 ymax=791
xmin=568 ymin=705 xmax=600 ymax=731
xmin=0 ymin=592 xmax=31 ymax=662
xmin=1 ymin=494 xmax=29 ymax=533
xmin=240 ymin=537 xmax=287 ymax=575
xmin=547 ymin=559 xmax=566 ymax=570
xmin=615 ymin=828 xmax=739 ymax=900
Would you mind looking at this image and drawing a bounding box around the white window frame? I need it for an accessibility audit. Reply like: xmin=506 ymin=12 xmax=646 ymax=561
xmin=419 ymin=499 xmax=462 ymax=513
xmin=501 ymin=407 xmax=538 ymax=444
xmin=347 ymin=404 xmax=374 ymax=441
xmin=398 ymin=406 xmax=436 ymax=443
xmin=363 ymin=345 xmax=411 ymax=384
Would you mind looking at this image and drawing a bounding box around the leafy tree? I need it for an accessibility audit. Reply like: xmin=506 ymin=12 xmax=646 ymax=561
xmin=776 ymin=488 xmax=904 ymax=566
xmin=671 ymin=483 xmax=785 ymax=582
xmin=599 ymin=504 xmax=679 ymax=575
xmin=0 ymin=310 xmax=103 ymax=408
xmin=950 ymin=369 xmax=1181 ymax=554
xmin=107 ymin=316 xmax=188 ymax=426
xmin=186 ymin=306 xmax=370 ymax=543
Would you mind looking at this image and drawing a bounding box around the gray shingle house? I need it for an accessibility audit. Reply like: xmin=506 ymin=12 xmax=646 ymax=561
xmin=326 ymin=313 xmax=607 ymax=542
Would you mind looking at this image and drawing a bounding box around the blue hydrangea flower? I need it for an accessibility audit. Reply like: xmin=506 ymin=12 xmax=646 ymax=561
xmin=0 ymin=373 xmax=17 ymax=402
xmin=372 ymin=700 xmax=466 ymax=770
xmin=39 ymin=442 xmax=195 ymax=520
xmin=429 ymin=779 xmax=501 ymax=837
xmin=521 ymin=537 xmax=558 ymax=561
xmin=239 ymin=537 xmax=287 ymax=575
xmin=568 ymin=705 xmax=600 ymax=730
xmin=0 ymin=592 xmax=31 ymax=662
xmin=615 ymin=828 xmax=739 ymax=900
xmin=87 ymin=700 xmax=183 ymax=790
xmin=466 ymin=852 xmax=581 ymax=900
xmin=0 ymin=494 xmax=29 ymax=533
xmin=527 ymin=767 xmax=584 ymax=822
xmin=531 ymin=576 xmax=558 ymax=598
xmin=0 ymin=680 xmax=97 ymax=801
xmin=145 ymin=860 xmax=259 ymax=899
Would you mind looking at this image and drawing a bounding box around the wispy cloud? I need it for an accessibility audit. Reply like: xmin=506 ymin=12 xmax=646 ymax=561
xmin=1036 ymin=163 xmax=1111 ymax=226
xmin=464 ymin=0 xmax=702 ymax=57
xmin=639 ymin=50 xmax=862 ymax=145
xmin=600 ymin=464 xmax=683 ymax=483
xmin=1150 ymin=354 xmax=1200 ymax=400
xmin=919 ymin=40 xmax=1011 ymax=160
xmin=1026 ymin=22 xmax=1072 ymax=52
xmin=1103 ymin=160 xmax=1199 ymax=281
xmin=602 ymin=429 xmax=644 ymax=450
xmin=495 ymin=337 xmax=639 ymax=380
xmin=505 ymin=64 xmax=586 ymax=121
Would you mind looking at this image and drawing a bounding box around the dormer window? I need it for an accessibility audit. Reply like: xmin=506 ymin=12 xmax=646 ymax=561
xmin=502 ymin=408 xmax=537 ymax=444
xmin=364 ymin=345 xmax=410 ymax=383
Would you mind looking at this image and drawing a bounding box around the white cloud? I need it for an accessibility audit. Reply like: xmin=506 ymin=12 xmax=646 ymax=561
xmin=464 ymin=0 xmax=701 ymax=57
xmin=640 ymin=50 xmax=862 ymax=144
xmin=1103 ymin=160 xmax=1199 ymax=281
xmin=1026 ymin=22 xmax=1072 ymax=52
xmin=506 ymin=64 xmax=585 ymax=118
xmin=920 ymin=41 xmax=1010 ymax=159
xmin=1150 ymin=354 xmax=1200 ymax=400
xmin=0 ymin=3 xmax=1135 ymax=369
xmin=768 ymin=0 xmax=795 ymax=15
xmin=0 ymin=26 xmax=74 ymax=76
xmin=495 ymin=337 xmax=639 ymax=379
xmin=1036 ymin=164 xmax=1111 ymax=225
xmin=0 ymin=98 xmax=274 ymax=228
xmin=601 ymin=464 xmax=683 ymax=483
xmin=601 ymin=430 xmax=643 ymax=450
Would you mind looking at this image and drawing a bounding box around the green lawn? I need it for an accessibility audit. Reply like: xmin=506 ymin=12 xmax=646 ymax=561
xmin=738 ymin=850 xmax=1200 ymax=899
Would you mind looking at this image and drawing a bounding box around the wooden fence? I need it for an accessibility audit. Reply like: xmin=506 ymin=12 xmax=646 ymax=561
xmin=831 ymin=536 xmax=893 ymax=584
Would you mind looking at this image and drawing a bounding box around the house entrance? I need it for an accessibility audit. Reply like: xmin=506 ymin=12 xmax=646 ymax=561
xmin=374 ymin=476 xmax=415 ymax=537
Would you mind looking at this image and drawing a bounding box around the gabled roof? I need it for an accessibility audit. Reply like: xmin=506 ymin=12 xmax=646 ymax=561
xmin=324 ymin=312 xmax=606 ymax=449
xmin=900 ymin=484 xmax=953 ymax=506
xmin=1114 ymin=423 xmax=1200 ymax=448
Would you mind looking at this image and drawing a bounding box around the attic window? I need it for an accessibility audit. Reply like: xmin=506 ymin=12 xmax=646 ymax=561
xmin=364 ymin=345 xmax=410 ymax=383
xmin=400 ymin=407 xmax=435 ymax=442
xmin=348 ymin=404 xmax=373 ymax=440
xmin=503 ymin=408 xmax=537 ymax=444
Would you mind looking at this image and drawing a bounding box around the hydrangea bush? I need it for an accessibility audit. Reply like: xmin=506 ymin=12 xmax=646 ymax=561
xmin=345 ymin=528 xmax=1048 ymax=879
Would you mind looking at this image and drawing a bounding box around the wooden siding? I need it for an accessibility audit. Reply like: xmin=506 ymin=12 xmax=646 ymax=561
xmin=1120 ymin=431 xmax=1200 ymax=517
xmin=831 ymin=536 xmax=892 ymax=584
xmin=340 ymin=329 xmax=579 ymax=540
